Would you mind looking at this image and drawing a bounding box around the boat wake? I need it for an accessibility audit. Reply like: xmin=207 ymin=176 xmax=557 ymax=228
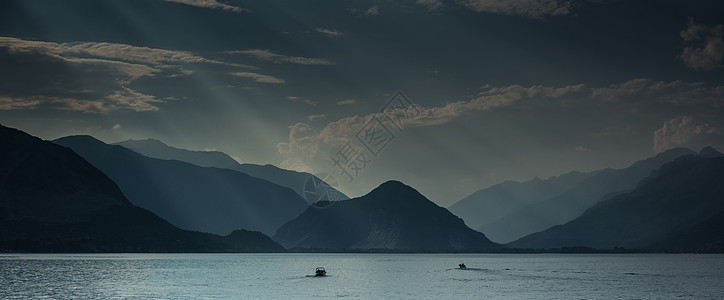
xmin=447 ymin=267 xmax=486 ymax=271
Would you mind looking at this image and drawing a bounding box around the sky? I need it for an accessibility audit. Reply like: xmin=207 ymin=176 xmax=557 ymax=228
xmin=1 ymin=0 xmax=723 ymax=206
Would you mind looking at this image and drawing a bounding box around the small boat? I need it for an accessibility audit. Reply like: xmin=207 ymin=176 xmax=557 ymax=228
xmin=315 ymin=267 xmax=327 ymax=277
xmin=458 ymin=263 xmax=466 ymax=269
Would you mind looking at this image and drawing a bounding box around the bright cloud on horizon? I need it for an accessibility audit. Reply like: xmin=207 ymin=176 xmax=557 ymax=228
xmin=654 ymin=116 xmax=719 ymax=153
xmin=277 ymin=78 xmax=724 ymax=174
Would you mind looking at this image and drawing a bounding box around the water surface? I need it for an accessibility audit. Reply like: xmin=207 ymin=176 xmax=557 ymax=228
xmin=1 ymin=253 xmax=723 ymax=299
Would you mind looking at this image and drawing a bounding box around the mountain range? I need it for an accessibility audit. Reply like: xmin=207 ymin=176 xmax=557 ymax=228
xmin=449 ymin=147 xmax=696 ymax=243
xmin=55 ymin=135 xmax=309 ymax=236
xmin=448 ymin=171 xmax=595 ymax=237
xmin=274 ymin=181 xmax=501 ymax=251
xmin=3 ymin=122 xmax=723 ymax=253
xmin=509 ymin=151 xmax=724 ymax=251
xmin=114 ymin=139 xmax=347 ymax=202
xmin=0 ymin=124 xmax=283 ymax=252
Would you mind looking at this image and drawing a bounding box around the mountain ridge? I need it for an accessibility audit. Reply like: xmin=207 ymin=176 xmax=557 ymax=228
xmin=114 ymin=138 xmax=348 ymax=201
xmin=55 ymin=135 xmax=309 ymax=236
xmin=467 ymin=147 xmax=696 ymax=243
xmin=508 ymin=154 xmax=724 ymax=251
xmin=448 ymin=170 xmax=596 ymax=233
xmin=0 ymin=124 xmax=284 ymax=253
xmin=273 ymin=180 xmax=502 ymax=251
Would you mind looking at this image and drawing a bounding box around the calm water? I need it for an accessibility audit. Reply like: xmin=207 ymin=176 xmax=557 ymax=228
xmin=1 ymin=253 xmax=723 ymax=299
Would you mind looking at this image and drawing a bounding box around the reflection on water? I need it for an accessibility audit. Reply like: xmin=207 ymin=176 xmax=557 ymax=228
xmin=1 ymin=254 xmax=723 ymax=299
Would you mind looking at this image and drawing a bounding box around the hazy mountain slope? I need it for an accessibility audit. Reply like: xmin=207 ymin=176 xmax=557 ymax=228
xmin=509 ymin=155 xmax=724 ymax=250
xmin=115 ymin=139 xmax=240 ymax=169
xmin=448 ymin=171 xmax=595 ymax=232
xmin=0 ymin=124 xmax=283 ymax=252
xmin=479 ymin=148 xmax=696 ymax=243
xmin=115 ymin=139 xmax=347 ymax=201
xmin=55 ymin=136 xmax=308 ymax=236
xmin=699 ymin=146 xmax=724 ymax=158
xmin=273 ymin=181 xmax=502 ymax=251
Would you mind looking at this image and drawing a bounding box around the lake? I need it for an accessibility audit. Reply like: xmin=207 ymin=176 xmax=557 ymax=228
xmin=1 ymin=253 xmax=723 ymax=299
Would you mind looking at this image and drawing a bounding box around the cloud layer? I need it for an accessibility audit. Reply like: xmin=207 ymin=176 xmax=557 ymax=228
xmin=653 ymin=116 xmax=718 ymax=153
xmin=278 ymin=78 xmax=724 ymax=172
xmin=164 ymin=0 xmax=247 ymax=13
xmin=315 ymin=28 xmax=343 ymax=37
xmin=229 ymin=49 xmax=334 ymax=65
xmin=336 ymin=99 xmax=357 ymax=106
xmin=416 ymin=0 xmax=445 ymax=11
xmin=456 ymin=0 xmax=574 ymax=18
xmin=230 ymin=72 xmax=286 ymax=84
xmin=680 ymin=18 xmax=724 ymax=71
xmin=0 ymin=37 xmax=277 ymax=113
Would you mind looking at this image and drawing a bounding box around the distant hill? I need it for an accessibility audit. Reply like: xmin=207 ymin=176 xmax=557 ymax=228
xmin=55 ymin=136 xmax=308 ymax=236
xmin=509 ymin=154 xmax=724 ymax=251
xmin=115 ymin=139 xmax=348 ymax=201
xmin=473 ymin=148 xmax=696 ymax=243
xmin=0 ymin=124 xmax=283 ymax=252
xmin=699 ymin=146 xmax=724 ymax=158
xmin=448 ymin=171 xmax=595 ymax=235
xmin=273 ymin=181 xmax=502 ymax=251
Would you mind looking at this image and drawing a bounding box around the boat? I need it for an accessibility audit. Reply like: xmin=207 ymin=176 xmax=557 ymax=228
xmin=459 ymin=263 xmax=466 ymax=269
xmin=315 ymin=267 xmax=327 ymax=276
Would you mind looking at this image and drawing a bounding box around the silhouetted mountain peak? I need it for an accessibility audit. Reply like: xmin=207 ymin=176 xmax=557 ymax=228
xmin=660 ymin=147 xmax=693 ymax=155
xmin=699 ymin=146 xmax=724 ymax=158
xmin=55 ymin=135 xmax=138 ymax=160
xmin=274 ymin=179 xmax=500 ymax=251
xmin=375 ymin=180 xmax=411 ymax=191
xmin=54 ymin=135 xmax=113 ymax=152
xmin=56 ymin=134 xmax=102 ymax=144
xmin=365 ymin=180 xmax=426 ymax=203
